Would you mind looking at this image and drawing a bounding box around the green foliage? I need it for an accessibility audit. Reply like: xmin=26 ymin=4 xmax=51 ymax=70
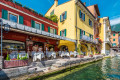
xmin=6 ymin=54 xmax=10 ymax=60
xmin=17 ymin=54 xmax=20 ymax=60
xmin=45 ymin=15 xmax=59 ymax=23
xmin=90 ymin=52 xmax=93 ymax=55
xmin=19 ymin=54 xmax=28 ymax=60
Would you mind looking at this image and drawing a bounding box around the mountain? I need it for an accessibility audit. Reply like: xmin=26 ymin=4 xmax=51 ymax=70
xmin=111 ymin=23 xmax=120 ymax=32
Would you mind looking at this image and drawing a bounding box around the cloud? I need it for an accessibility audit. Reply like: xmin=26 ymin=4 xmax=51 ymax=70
xmin=110 ymin=17 xmax=120 ymax=26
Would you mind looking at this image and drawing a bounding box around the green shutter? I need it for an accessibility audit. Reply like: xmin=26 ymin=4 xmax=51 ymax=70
xmin=79 ymin=10 xmax=82 ymax=18
xmin=60 ymin=31 xmax=62 ymax=36
xmin=113 ymin=39 xmax=115 ymax=41
xmin=60 ymin=15 xmax=62 ymax=22
xmin=31 ymin=20 xmax=35 ymax=28
xmin=2 ymin=9 xmax=8 ymax=20
xmin=65 ymin=11 xmax=67 ymax=19
xmin=84 ymin=14 xmax=85 ymax=21
xmin=64 ymin=29 xmax=67 ymax=37
xmin=19 ymin=15 xmax=23 ymax=24
xmin=84 ymin=31 xmax=85 ymax=35
xmin=48 ymin=26 xmax=50 ymax=32
xmin=89 ymin=19 xmax=90 ymax=25
xmin=41 ymin=24 xmax=44 ymax=31
xmin=113 ymin=34 xmax=115 ymax=36
xmin=80 ymin=29 xmax=82 ymax=35
xmin=55 ymin=29 xmax=57 ymax=34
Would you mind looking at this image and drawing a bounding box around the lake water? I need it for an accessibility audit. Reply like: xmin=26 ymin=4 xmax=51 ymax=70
xmin=45 ymin=57 xmax=120 ymax=80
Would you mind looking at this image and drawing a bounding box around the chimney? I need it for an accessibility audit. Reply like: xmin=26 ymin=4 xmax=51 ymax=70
xmin=54 ymin=0 xmax=58 ymax=6
xmin=83 ymin=2 xmax=86 ymax=6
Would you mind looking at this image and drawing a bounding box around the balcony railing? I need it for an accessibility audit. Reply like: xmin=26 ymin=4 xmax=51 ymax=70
xmin=1 ymin=18 xmax=76 ymax=43
xmin=80 ymin=35 xmax=98 ymax=44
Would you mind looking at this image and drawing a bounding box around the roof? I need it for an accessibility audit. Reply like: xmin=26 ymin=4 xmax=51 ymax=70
xmin=46 ymin=0 xmax=96 ymax=19
xmin=87 ymin=4 xmax=100 ymax=16
xmin=77 ymin=0 xmax=96 ymax=19
xmin=0 ymin=0 xmax=57 ymax=24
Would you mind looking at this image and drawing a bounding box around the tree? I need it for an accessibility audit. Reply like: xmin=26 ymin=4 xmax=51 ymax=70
xmin=45 ymin=14 xmax=59 ymax=23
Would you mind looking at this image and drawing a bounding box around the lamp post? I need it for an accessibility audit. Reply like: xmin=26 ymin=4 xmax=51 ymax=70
xmin=0 ymin=19 xmax=3 ymax=56
xmin=0 ymin=19 xmax=10 ymax=56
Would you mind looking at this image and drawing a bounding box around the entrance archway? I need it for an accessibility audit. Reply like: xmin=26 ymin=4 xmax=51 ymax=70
xmin=81 ymin=44 xmax=88 ymax=56
xmin=59 ymin=45 xmax=68 ymax=51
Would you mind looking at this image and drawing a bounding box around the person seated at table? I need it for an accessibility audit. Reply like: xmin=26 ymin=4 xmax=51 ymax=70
xmin=64 ymin=46 xmax=68 ymax=52
xmin=38 ymin=46 xmax=43 ymax=52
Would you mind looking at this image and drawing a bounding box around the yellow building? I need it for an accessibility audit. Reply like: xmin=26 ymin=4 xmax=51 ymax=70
xmin=46 ymin=0 xmax=99 ymax=55
xmin=99 ymin=17 xmax=112 ymax=55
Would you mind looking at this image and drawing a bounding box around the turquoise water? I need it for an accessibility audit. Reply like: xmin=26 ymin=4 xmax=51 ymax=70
xmin=46 ymin=57 xmax=120 ymax=80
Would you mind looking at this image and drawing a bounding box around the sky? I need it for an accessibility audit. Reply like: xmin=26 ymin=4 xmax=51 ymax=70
xmin=15 ymin=0 xmax=120 ymax=26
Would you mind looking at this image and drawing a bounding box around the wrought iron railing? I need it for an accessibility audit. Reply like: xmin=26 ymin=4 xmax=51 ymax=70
xmin=80 ymin=35 xmax=98 ymax=44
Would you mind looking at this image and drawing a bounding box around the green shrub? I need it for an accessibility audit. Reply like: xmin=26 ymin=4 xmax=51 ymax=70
xmin=6 ymin=54 xmax=10 ymax=60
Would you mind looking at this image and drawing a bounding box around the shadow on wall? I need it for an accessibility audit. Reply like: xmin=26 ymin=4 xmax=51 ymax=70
xmin=0 ymin=70 xmax=10 ymax=80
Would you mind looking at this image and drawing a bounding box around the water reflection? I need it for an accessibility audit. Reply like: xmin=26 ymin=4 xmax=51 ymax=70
xmin=47 ymin=57 xmax=120 ymax=80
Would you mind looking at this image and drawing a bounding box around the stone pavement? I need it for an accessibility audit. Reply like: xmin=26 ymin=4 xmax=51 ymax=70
xmin=0 ymin=55 xmax=103 ymax=80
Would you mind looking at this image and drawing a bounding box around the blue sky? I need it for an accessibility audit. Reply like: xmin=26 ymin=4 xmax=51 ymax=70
xmin=15 ymin=0 xmax=120 ymax=25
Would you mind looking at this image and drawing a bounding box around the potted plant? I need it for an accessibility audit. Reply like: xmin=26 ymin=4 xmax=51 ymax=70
xmin=89 ymin=52 xmax=93 ymax=57
xmin=77 ymin=44 xmax=84 ymax=58
xmin=95 ymin=52 xmax=99 ymax=55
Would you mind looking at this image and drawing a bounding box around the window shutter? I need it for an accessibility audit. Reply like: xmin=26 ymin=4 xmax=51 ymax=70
xmin=2 ymin=9 xmax=8 ymax=20
xmin=65 ymin=11 xmax=67 ymax=19
xmin=41 ymin=24 xmax=44 ymax=31
xmin=84 ymin=31 xmax=85 ymax=35
xmin=80 ymin=29 xmax=82 ymax=35
xmin=79 ymin=10 xmax=82 ymax=18
xmin=19 ymin=15 xmax=23 ymax=24
xmin=31 ymin=20 xmax=35 ymax=28
xmin=89 ymin=19 xmax=90 ymax=25
xmin=48 ymin=26 xmax=50 ymax=32
xmin=84 ymin=14 xmax=85 ymax=21
xmin=64 ymin=29 xmax=67 ymax=37
xmin=60 ymin=15 xmax=62 ymax=22
xmin=60 ymin=31 xmax=62 ymax=36
xmin=55 ymin=29 xmax=57 ymax=34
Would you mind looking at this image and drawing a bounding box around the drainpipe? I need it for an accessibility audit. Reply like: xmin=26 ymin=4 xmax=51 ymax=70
xmin=75 ymin=3 xmax=78 ymax=51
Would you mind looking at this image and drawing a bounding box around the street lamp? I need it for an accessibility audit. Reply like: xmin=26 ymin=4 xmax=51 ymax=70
xmin=0 ymin=19 xmax=3 ymax=56
xmin=0 ymin=19 xmax=10 ymax=56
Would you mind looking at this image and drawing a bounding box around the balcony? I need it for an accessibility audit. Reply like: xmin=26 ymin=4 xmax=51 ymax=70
xmin=80 ymin=35 xmax=98 ymax=44
xmin=0 ymin=18 xmax=76 ymax=43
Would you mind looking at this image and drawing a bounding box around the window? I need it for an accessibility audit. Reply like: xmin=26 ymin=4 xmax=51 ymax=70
xmin=80 ymin=29 xmax=85 ymax=39
xmin=113 ymin=39 xmax=115 ymax=41
xmin=9 ymin=13 xmax=18 ymax=23
xmin=112 ymin=43 xmax=116 ymax=47
xmin=89 ymin=34 xmax=93 ymax=39
xmin=60 ymin=29 xmax=66 ymax=37
xmin=50 ymin=28 xmax=55 ymax=34
xmin=113 ymin=34 xmax=115 ymax=36
xmin=35 ymin=23 xmax=41 ymax=30
xmin=50 ymin=10 xmax=54 ymax=16
xmin=89 ymin=19 xmax=92 ymax=27
xmin=60 ymin=11 xmax=67 ymax=22
xmin=79 ymin=10 xmax=85 ymax=21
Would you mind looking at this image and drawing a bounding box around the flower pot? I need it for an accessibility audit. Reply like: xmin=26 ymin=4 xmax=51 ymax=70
xmin=89 ymin=55 xmax=93 ymax=57
xmin=4 ymin=60 xmax=28 ymax=68
xmin=77 ymin=55 xmax=84 ymax=58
